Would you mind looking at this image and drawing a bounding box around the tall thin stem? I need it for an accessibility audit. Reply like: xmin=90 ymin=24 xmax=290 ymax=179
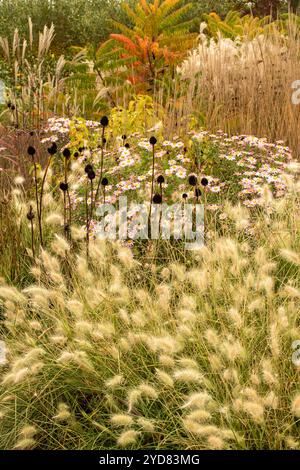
xmin=32 ymin=158 xmax=43 ymax=247
xmin=93 ymin=126 xmax=105 ymax=214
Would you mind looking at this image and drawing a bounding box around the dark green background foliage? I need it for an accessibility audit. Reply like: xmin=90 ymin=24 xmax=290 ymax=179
xmin=0 ymin=0 xmax=124 ymax=52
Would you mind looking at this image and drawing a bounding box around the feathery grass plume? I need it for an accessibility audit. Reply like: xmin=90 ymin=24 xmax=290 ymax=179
xmin=182 ymin=418 xmax=204 ymax=435
xmin=128 ymin=389 xmax=142 ymax=412
xmin=223 ymin=368 xmax=239 ymax=384
xmin=105 ymin=375 xmax=124 ymax=389
xmin=111 ymin=414 xmax=134 ymax=427
xmin=19 ymin=425 xmax=37 ymax=439
xmin=136 ymin=417 xmax=155 ymax=433
xmin=206 ymin=435 xmax=225 ymax=450
xmin=13 ymin=438 xmax=36 ymax=450
xmin=208 ymin=354 xmax=223 ymax=371
xmin=160 ymin=267 xmax=170 ymax=280
xmin=281 ymin=284 xmax=300 ymax=299
xmin=138 ymin=384 xmax=158 ymax=400
xmin=117 ymin=246 xmax=135 ymax=269
xmin=220 ymin=338 xmax=246 ymax=363
xmin=155 ymin=369 xmax=174 ymax=388
xmin=173 ymin=368 xmax=203 ymax=384
xmin=0 ymin=286 xmax=26 ymax=304
xmin=285 ymin=437 xmax=299 ymax=450
xmin=263 ymin=392 xmax=278 ymax=410
xmin=186 ymin=409 xmax=211 ymax=423
xmin=291 ymin=394 xmax=300 ymax=418
xmin=279 ymin=249 xmax=300 ymax=266
xmin=181 ymin=392 xmax=213 ymax=410
xmin=51 ymin=235 xmax=70 ymax=257
xmin=186 ymin=424 xmax=219 ymax=437
xmin=261 ymin=360 xmax=278 ymax=387
xmin=242 ymin=401 xmax=265 ymax=424
xmin=2 ymin=367 xmax=29 ymax=385
xmin=53 ymin=403 xmax=71 ymax=422
xmin=187 ymin=269 xmax=209 ymax=291
xmin=117 ymin=430 xmax=140 ymax=448
xmin=45 ymin=213 xmax=64 ymax=226
xmin=155 ymin=284 xmax=171 ymax=311
xmin=158 ymin=355 xmax=175 ymax=368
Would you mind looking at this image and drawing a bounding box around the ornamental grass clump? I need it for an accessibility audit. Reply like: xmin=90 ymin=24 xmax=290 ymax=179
xmin=0 ymin=180 xmax=300 ymax=450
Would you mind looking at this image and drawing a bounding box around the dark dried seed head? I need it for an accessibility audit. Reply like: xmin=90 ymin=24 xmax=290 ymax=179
xmin=100 ymin=116 xmax=109 ymax=127
xmin=101 ymin=177 xmax=109 ymax=186
xmin=47 ymin=143 xmax=57 ymax=155
xmin=88 ymin=171 xmax=96 ymax=181
xmin=195 ymin=188 xmax=202 ymax=198
xmin=60 ymin=182 xmax=68 ymax=192
xmin=149 ymin=136 xmax=157 ymax=146
xmin=157 ymin=175 xmax=165 ymax=184
xmin=27 ymin=146 xmax=36 ymax=156
xmin=63 ymin=148 xmax=71 ymax=159
xmin=85 ymin=164 xmax=93 ymax=174
xmin=153 ymin=193 xmax=162 ymax=204
xmin=188 ymin=175 xmax=197 ymax=186
xmin=26 ymin=211 xmax=34 ymax=221
xmin=201 ymin=177 xmax=209 ymax=187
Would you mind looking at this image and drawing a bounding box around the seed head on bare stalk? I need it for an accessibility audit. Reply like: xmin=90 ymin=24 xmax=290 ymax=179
xmin=39 ymin=141 xmax=58 ymax=234
xmin=85 ymin=166 xmax=96 ymax=259
xmin=26 ymin=205 xmax=35 ymax=260
xmin=62 ymin=148 xmax=72 ymax=241
xmin=101 ymin=177 xmax=109 ymax=204
xmin=28 ymin=145 xmax=43 ymax=247
xmin=93 ymin=116 xmax=109 ymax=217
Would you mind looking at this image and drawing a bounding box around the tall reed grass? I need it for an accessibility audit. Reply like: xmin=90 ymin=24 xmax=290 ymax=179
xmin=156 ymin=18 xmax=300 ymax=155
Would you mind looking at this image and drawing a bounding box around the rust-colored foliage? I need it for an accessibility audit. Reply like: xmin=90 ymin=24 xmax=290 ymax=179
xmin=97 ymin=0 xmax=197 ymax=89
